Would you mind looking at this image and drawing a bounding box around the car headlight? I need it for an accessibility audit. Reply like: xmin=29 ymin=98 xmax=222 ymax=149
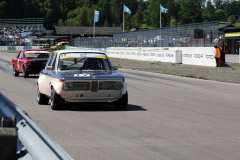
xmin=63 ymin=82 xmax=73 ymax=90
xmin=115 ymin=81 xmax=123 ymax=90
xmin=26 ymin=62 xmax=31 ymax=66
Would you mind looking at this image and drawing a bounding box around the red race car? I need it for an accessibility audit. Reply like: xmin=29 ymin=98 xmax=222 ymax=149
xmin=12 ymin=49 xmax=50 ymax=78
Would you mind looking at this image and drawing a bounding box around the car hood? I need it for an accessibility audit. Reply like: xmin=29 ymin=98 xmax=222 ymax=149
xmin=53 ymin=70 xmax=124 ymax=80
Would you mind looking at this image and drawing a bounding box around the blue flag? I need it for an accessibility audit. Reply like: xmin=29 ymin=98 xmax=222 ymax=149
xmin=124 ymin=5 xmax=132 ymax=14
xmin=161 ymin=5 xmax=168 ymax=13
xmin=94 ymin=11 xmax=99 ymax=22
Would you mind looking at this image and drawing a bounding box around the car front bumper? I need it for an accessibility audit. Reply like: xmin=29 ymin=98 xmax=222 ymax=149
xmin=60 ymin=90 xmax=123 ymax=103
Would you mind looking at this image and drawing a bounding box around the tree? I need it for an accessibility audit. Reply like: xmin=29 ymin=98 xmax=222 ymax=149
xmin=65 ymin=6 xmax=91 ymax=26
xmin=214 ymin=0 xmax=223 ymax=9
xmin=0 ymin=0 xmax=6 ymax=16
xmin=178 ymin=0 xmax=203 ymax=25
xmin=23 ymin=0 xmax=40 ymax=18
xmin=4 ymin=0 xmax=23 ymax=18
xmin=202 ymin=1 xmax=216 ymax=22
xmin=144 ymin=0 xmax=160 ymax=28
xmin=167 ymin=0 xmax=180 ymax=26
xmin=131 ymin=1 xmax=147 ymax=28
xmin=229 ymin=15 xmax=236 ymax=25
xmin=214 ymin=9 xmax=225 ymax=22
xmin=99 ymin=0 xmax=112 ymax=26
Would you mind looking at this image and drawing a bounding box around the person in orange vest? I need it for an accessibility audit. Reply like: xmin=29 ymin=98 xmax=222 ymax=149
xmin=220 ymin=41 xmax=227 ymax=63
xmin=214 ymin=45 xmax=221 ymax=67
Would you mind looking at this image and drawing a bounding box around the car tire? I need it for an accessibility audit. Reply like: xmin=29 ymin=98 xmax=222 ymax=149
xmin=115 ymin=92 xmax=128 ymax=109
xmin=22 ymin=66 xmax=29 ymax=78
xmin=50 ymin=88 xmax=63 ymax=110
xmin=13 ymin=65 xmax=19 ymax=77
xmin=37 ymin=86 xmax=49 ymax=105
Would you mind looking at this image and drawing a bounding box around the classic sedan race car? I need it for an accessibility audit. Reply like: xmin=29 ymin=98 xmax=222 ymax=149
xmin=12 ymin=49 xmax=50 ymax=78
xmin=37 ymin=50 xmax=128 ymax=110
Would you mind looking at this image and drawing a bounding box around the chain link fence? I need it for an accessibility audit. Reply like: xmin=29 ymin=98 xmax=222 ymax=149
xmin=74 ymin=21 xmax=219 ymax=48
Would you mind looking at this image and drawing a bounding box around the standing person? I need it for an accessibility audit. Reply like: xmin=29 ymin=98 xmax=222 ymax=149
xmin=220 ymin=41 xmax=227 ymax=63
xmin=213 ymin=45 xmax=221 ymax=67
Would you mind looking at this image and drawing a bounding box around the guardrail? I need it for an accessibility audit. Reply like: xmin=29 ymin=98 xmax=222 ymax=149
xmin=0 ymin=92 xmax=73 ymax=160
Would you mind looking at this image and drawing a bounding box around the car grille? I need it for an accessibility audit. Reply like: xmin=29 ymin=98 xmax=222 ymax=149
xmin=35 ymin=61 xmax=47 ymax=67
xmin=99 ymin=81 xmax=119 ymax=90
xmin=72 ymin=82 xmax=90 ymax=90
xmin=91 ymin=81 xmax=98 ymax=92
xmin=68 ymin=81 xmax=122 ymax=91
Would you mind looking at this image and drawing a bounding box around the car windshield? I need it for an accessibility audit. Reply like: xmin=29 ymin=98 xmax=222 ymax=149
xmin=58 ymin=52 xmax=111 ymax=71
xmin=25 ymin=51 xmax=50 ymax=58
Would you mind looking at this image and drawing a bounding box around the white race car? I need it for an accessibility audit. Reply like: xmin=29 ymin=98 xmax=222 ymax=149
xmin=37 ymin=50 xmax=128 ymax=110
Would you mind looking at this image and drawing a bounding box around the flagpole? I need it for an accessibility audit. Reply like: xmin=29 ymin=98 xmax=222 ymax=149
xmin=160 ymin=4 xmax=161 ymax=28
xmin=93 ymin=10 xmax=95 ymax=38
xmin=123 ymin=4 xmax=124 ymax=32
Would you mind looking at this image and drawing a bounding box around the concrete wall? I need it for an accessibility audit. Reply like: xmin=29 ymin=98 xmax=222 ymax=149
xmin=106 ymin=47 xmax=216 ymax=67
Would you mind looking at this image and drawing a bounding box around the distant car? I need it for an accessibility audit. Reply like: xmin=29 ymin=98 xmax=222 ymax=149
xmin=37 ymin=50 xmax=128 ymax=110
xmin=12 ymin=49 xmax=50 ymax=78
xmin=50 ymin=42 xmax=70 ymax=51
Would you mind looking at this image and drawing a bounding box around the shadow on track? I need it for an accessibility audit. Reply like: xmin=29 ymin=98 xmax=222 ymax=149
xmin=18 ymin=75 xmax=39 ymax=79
xmin=59 ymin=103 xmax=146 ymax=112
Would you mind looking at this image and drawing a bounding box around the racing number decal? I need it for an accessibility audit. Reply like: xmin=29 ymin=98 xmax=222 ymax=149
xmin=17 ymin=59 xmax=20 ymax=69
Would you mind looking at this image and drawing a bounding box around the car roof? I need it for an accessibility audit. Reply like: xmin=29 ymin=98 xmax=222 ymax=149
xmin=54 ymin=50 xmax=106 ymax=55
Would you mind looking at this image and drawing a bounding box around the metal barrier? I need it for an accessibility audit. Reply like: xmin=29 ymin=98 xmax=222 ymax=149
xmin=74 ymin=21 xmax=220 ymax=48
xmin=0 ymin=92 xmax=73 ymax=160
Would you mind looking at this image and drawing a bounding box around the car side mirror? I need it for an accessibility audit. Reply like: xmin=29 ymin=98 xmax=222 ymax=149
xmin=112 ymin=66 xmax=118 ymax=70
xmin=46 ymin=66 xmax=53 ymax=70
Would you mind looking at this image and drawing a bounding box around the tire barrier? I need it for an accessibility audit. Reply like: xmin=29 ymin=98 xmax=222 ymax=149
xmin=0 ymin=46 xmax=43 ymax=51
xmin=0 ymin=92 xmax=73 ymax=160
xmin=7 ymin=46 xmax=16 ymax=51
xmin=23 ymin=46 xmax=32 ymax=50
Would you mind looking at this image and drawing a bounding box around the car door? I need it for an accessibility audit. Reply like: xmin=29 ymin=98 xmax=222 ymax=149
xmin=38 ymin=53 xmax=54 ymax=96
xmin=17 ymin=51 xmax=24 ymax=72
xmin=45 ymin=52 xmax=58 ymax=97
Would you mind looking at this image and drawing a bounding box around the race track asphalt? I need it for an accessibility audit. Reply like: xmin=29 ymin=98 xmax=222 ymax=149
xmin=0 ymin=51 xmax=240 ymax=160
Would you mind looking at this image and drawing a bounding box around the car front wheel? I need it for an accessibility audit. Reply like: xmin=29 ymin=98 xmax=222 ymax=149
xmin=115 ymin=92 xmax=128 ymax=109
xmin=13 ymin=65 xmax=19 ymax=77
xmin=37 ymin=86 xmax=49 ymax=105
xmin=22 ymin=66 xmax=29 ymax=78
xmin=50 ymin=88 xmax=63 ymax=110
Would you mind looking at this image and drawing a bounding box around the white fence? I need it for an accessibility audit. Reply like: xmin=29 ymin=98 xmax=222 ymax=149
xmin=106 ymin=47 xmax=217 ymax=67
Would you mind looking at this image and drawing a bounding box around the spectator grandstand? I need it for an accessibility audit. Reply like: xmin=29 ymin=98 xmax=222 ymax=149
xmin=0 ymin=18 xmax=44 ymax=46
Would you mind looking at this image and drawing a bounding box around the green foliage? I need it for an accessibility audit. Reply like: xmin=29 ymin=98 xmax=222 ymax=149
xmin=0 ymin=1 xmax=6 ymax=15
xmin=229 ymin=15 xmax=236 ymax=25
xmin=214 ymin=9 xmax=225 ymax=21
xmin=179 ymin=0 xmax=203 ymax=24
xmin=0 ymin=0 xmax=239 ymax=30
xmin=202 ymin=1 xmax=216 ymax=22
